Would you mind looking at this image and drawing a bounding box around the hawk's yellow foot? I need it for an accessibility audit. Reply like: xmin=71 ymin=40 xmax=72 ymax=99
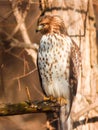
xmin=57 ymin=97 xmax=68 ymax=106
xmin=44 ymin=96 xmax=56 ymax=102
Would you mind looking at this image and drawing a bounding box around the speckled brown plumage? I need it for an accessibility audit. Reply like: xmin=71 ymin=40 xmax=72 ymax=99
xmin=36 ymin=15 xmax=81 ymax=130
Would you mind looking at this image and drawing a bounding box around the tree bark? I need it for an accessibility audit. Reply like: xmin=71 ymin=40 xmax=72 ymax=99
xmin=39 ymin=0 xmax=98 ymax=130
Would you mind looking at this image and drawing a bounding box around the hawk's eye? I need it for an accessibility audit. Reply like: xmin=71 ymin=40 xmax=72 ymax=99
xmin=40 ymin=23 xmax=48 ymax=26
xmin=39 ymin=23 xmax=44 ymax=26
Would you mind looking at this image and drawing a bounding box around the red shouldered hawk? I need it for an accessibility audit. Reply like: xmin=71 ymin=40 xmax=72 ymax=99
xmin=36 ymin=15 xmax=81 ymax=130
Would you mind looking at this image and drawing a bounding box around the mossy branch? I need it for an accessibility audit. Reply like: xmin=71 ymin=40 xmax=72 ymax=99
xmin=0 ymin=100 xmax=59 ymax=116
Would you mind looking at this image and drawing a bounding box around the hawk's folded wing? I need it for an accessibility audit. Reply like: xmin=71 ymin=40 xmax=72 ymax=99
xmin=69 ymin=40 xmax=81 ymax=99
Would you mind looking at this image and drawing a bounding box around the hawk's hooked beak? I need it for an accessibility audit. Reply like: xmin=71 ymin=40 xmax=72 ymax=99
xmin=36 ymin=25 xmax=43 ymax=32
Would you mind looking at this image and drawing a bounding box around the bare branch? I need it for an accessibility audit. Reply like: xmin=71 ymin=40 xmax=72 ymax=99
xmin=8 ymin=0 xmax=30 ymax=40
xmin=11 ymin=42 xmax=39 ymax=50
xmin=0 ymin=29 xmax=39 ymax=51
xmin=8 ymin=0 xmax=38 ymax=65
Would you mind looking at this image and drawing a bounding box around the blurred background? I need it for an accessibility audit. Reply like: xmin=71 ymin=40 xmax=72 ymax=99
xmin=0 ymin=0 xmax=98 ymax=130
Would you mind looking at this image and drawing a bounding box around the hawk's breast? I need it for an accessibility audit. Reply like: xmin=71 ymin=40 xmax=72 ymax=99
xmin=38 ymin=34 xmax=72 ymax=99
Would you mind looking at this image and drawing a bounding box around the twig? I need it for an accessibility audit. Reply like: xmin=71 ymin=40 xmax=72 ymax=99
xmin=13 ymin=68 xmax=37 ymax=80
xmin=17 ymin=78 xmax=21 ymax=91
xmin=25 ymin=86 xmax=31 ymax=101
xmin=0 ymin=10 xmax=13 ymax=23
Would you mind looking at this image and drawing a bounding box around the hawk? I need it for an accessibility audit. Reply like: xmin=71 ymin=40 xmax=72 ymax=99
xmin=36 ymin=15 xmax=81 ymax=130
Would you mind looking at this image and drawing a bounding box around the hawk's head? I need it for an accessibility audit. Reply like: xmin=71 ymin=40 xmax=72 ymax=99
xmin=36 ymin=15 xmax=67 ymax=35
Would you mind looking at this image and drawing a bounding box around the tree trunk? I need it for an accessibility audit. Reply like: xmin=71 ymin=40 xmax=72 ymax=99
xmin=39 ymin=0 xmax=98 ymax=129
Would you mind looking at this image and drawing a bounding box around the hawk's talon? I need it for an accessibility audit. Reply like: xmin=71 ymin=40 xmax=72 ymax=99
xmin=44 ymin=96 xmax=67 ymax=106
xmin=44 ymin=96 xmax=56 ymax=102
xmin=57 ymin=97 xmax=68 ymax=106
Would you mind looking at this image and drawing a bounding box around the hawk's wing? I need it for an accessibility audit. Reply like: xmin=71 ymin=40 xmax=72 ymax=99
xmin=69 ymin=40 xmax=81 ymax=100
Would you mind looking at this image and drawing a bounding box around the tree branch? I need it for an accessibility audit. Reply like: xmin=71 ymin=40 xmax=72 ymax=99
xmin=0 ymin=98 xmax=98 ymax=118
xmin=8 ymin=0 xmax=38 ymax=65
xmin=0 ymin=100 xmax=59 ymax=116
